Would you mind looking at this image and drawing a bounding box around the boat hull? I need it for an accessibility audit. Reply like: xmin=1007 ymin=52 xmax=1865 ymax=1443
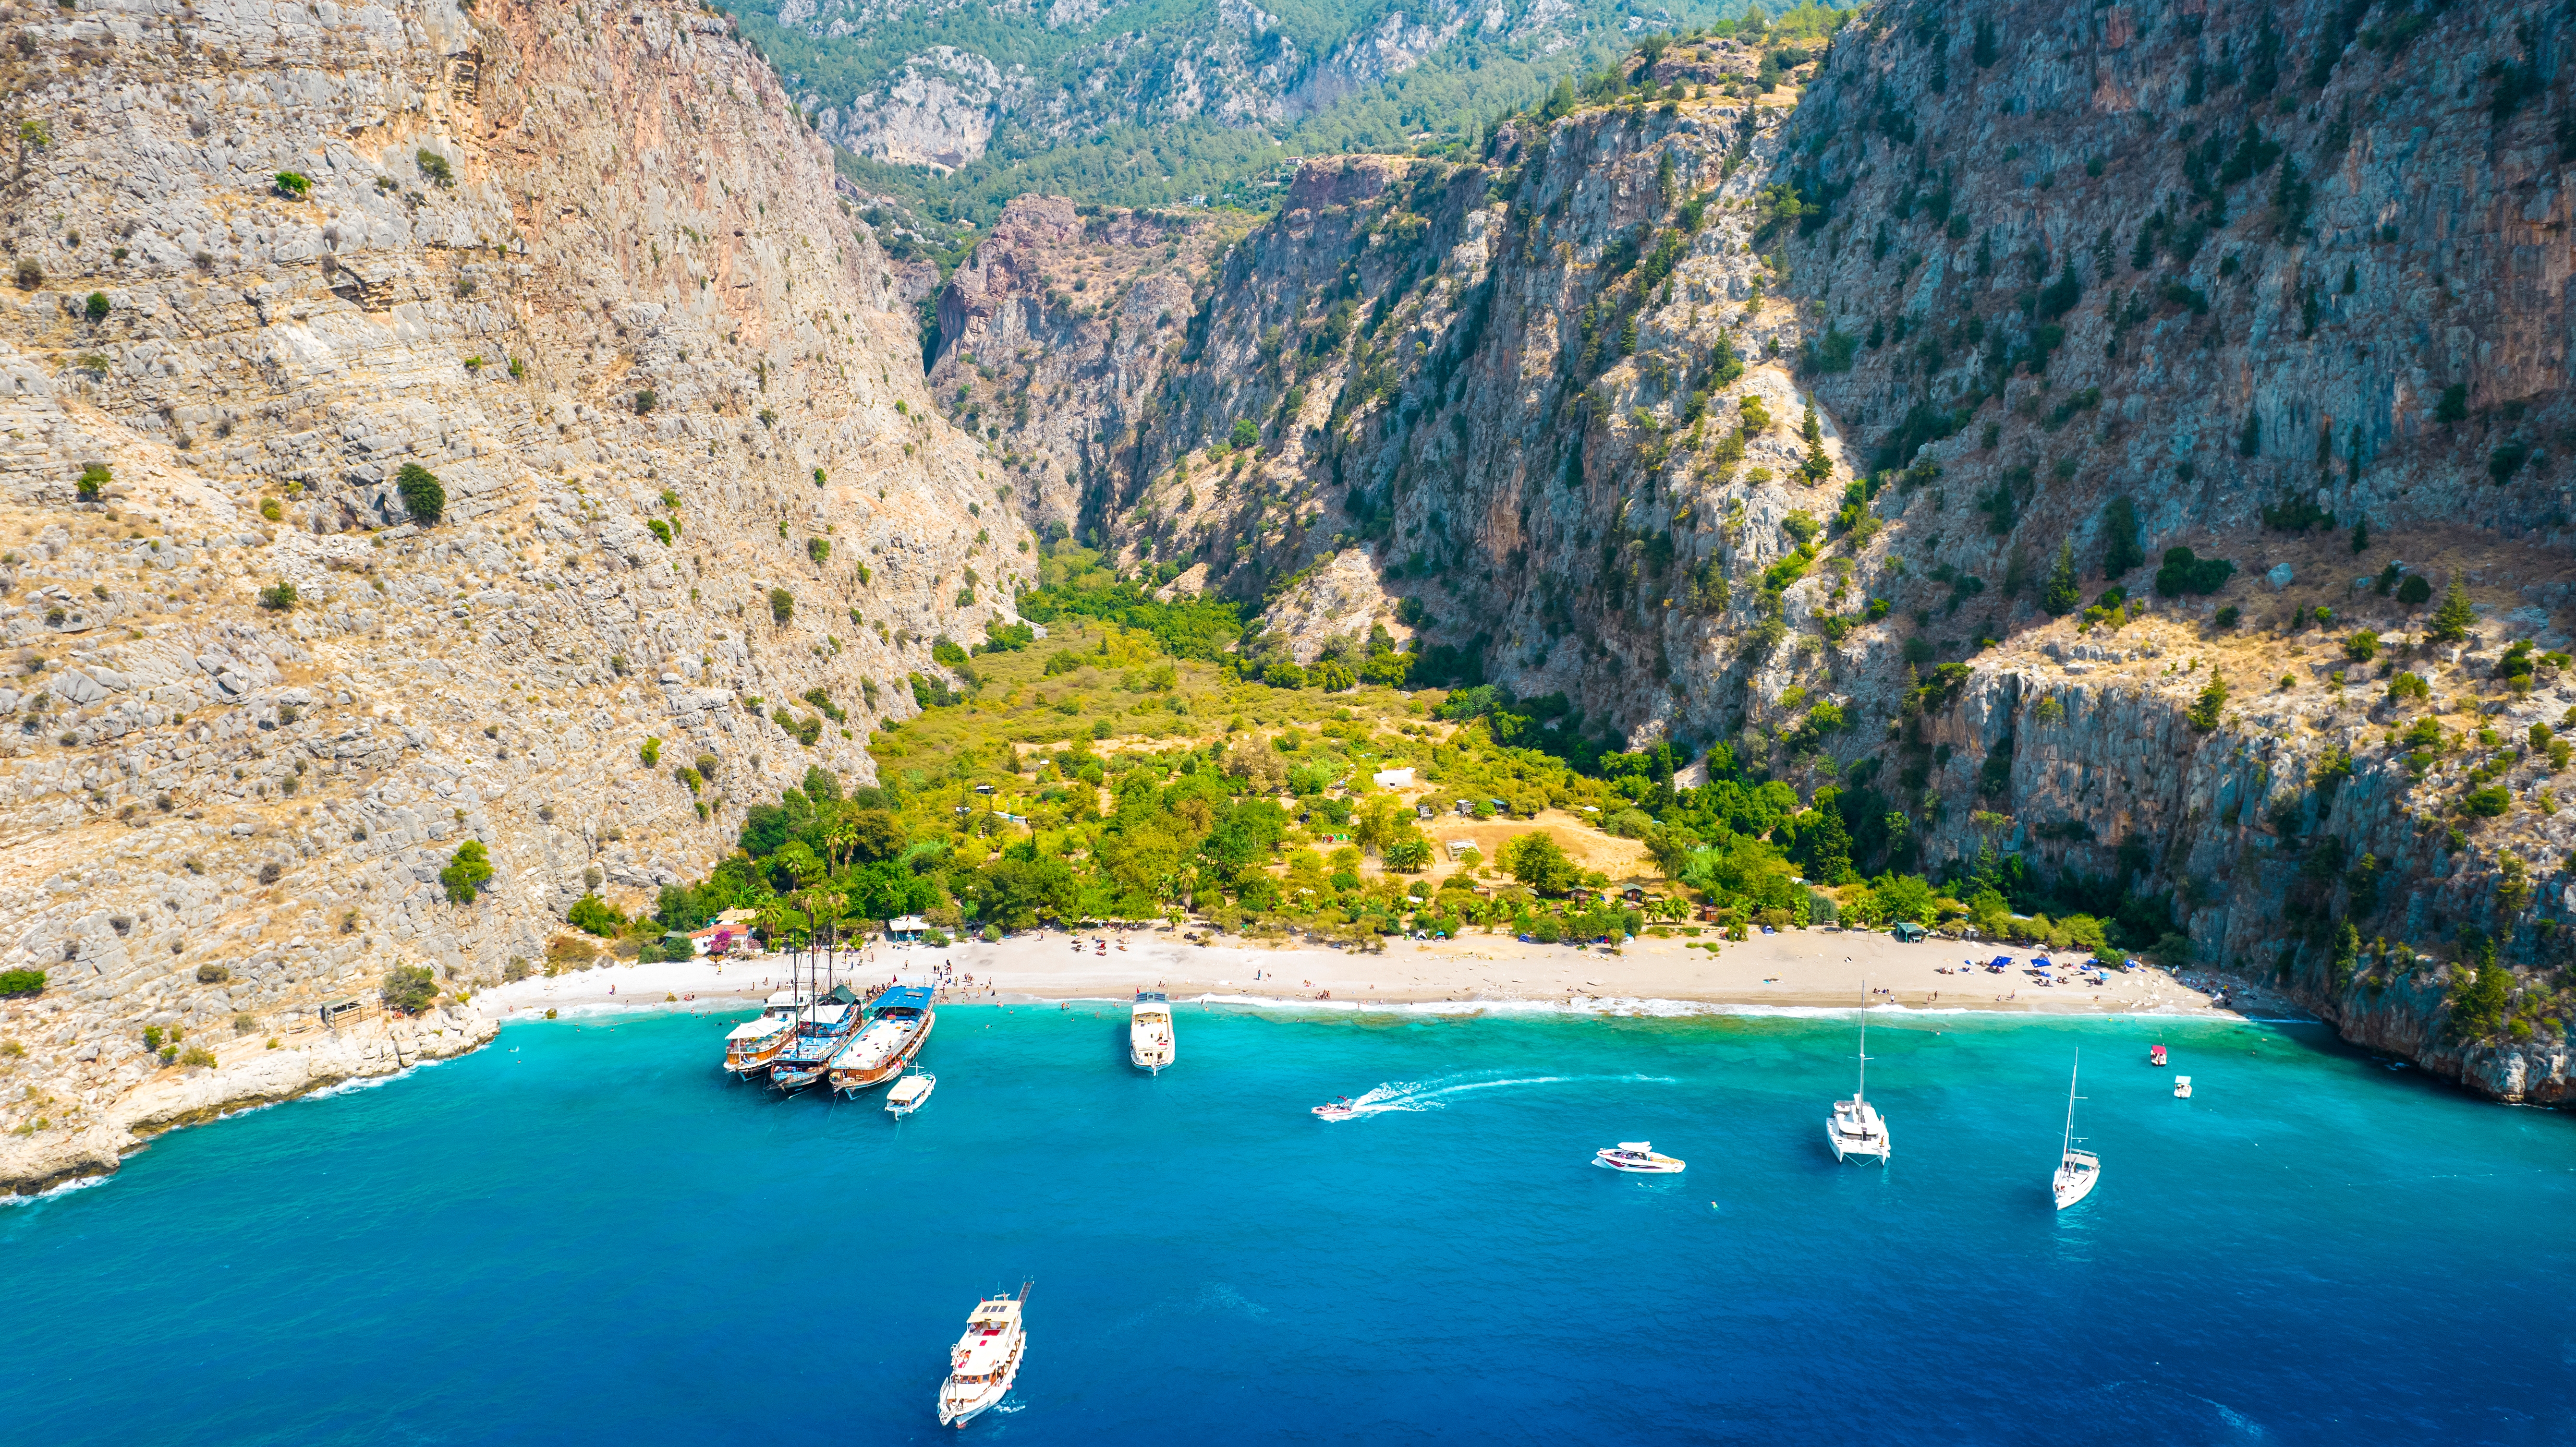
xmin=830 ymin=1012 xmax=936 ymax=1096
xmin=936 ymin=1335 xmax=1024 ymax=1428
xmin=722 ymin=1034 xmax=792 ymax=1078
xmin=769 ymin=1062 xmax=830 ymax=1092
xmin=1826 ymin=1127 xmax=1893 ymax=1163
xmin=2052 ymin=1173 xmax=2098 ymax=1210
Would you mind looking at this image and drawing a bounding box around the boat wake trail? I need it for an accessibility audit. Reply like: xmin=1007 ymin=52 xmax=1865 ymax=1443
xmin=1331 ymin=1070 xmax=1676 ymax=1117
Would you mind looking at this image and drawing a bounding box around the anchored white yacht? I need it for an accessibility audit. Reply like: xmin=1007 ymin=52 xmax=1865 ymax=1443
xmin=1826 ymin=995 xmax=1892 ymax=1163
xmin=2053 ymin=1052 xmax=2101 ymax=1210
xmin=1594 ymin=1141 xmax=1686 ymax=1173
xmin=936 ymin=1284 xmax=1030 ymax=1428
xmin=1129 ymin=990 xmax=1175 ymax=1073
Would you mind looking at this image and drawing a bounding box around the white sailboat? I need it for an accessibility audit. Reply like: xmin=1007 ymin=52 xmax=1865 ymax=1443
xmin=1825 ymin=989 xmax=1892 ymax=1163
xmin=2052 ymin=1052 xmax=2100 ymax=1210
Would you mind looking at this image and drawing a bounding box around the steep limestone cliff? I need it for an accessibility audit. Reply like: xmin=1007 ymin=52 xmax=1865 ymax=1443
xmin=0 ymin=0 xmax=1021 ymax=1191
xmin=937 ymin=3 xmax=2576 ymax=1103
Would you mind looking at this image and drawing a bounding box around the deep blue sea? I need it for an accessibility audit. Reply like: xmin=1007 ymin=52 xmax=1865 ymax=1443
xmin=5 ymin=1005 xmax=2573 ymax=1445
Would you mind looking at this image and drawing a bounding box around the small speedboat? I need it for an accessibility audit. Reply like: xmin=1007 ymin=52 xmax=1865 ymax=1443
xmin=2173 ymin=1074 xmax=2192 ymax=1099
xmin=1594 ymin=1141 xmax=1686 ymax=1173
xmin=2150 ymin=1043 xmax=2168 ymax=1067
xmin=1312 ymin=1096 xmax=1360 ymax=1121
xmin=887 ymin=1073 xmax=936 ymax=1116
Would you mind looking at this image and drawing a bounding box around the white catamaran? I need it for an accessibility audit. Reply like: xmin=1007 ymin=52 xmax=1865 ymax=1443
xmin=937 ymin=1283 xmax=1031 ymax=1428
xmin=1129 ymin=990 xmax=1175 ymax=1073
xmin=2052 ymin=1052 xmax=2100 ymax=1210
xmin=1826 ymin=991 xmax=1892 ymax=1163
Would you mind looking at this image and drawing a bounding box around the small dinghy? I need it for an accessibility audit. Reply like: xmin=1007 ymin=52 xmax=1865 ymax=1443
xmin=887 ymin=1072 xmax=936 ymax=1116
xmin=2150 ymin=1043 xmax=2168 ymax=1067
xmin=2173 ymin=1074 xmax=2192 ymax=1099
xmin=1594 ymin=1141 xmax=1686 ymax=1173
xmin=1312 ymin=1096 xmax=1360 ymax=1121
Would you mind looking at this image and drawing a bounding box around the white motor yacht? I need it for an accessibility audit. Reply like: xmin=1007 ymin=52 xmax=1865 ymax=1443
xmin=936 ymin=1284 xmax=1030 ymax=1428
xmin=1826 ymin=995 xmax=1893 ymax=1163
xmin=2173 ymin=1074 xmax=2193 ymax=1099
xmin=1129 ymin=990 xmax=1175 ymax=1073
xmin=1594 ymin=1141 xmax=1685 ymax=1173
xmin=886 ymin=1073 xmax=936 ymax=1116
xmin=2053 ymin=1052 xmax=2101 ymax=1210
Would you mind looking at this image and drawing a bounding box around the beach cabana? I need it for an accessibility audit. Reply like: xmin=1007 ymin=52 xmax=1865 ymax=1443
xmin=1891 ymin=920 xmax=1929 ymax=942
xmin=887 ymin=914 xmax=928 ymax=943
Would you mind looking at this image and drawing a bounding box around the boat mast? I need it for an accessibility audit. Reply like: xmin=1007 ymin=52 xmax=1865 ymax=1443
xmin=2061 ymin=1050 xmax=2081 ymax=1159
xmin=1855 ymin=979 xmax=1869 ymax=1104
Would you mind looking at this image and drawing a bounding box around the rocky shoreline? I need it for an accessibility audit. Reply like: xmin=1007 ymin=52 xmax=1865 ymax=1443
xmin=0 ymin=1006 xmax=493 ymax=1198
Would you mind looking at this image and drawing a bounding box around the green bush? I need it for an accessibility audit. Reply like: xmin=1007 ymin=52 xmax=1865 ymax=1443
xmin=634 ymin=389 xmax=656 ymax=415
xmin=439 ymin=841 xmax=494 ymax=904
xmin=195 ymin=963 xmax=230 ymax=983
xmin=257 ymin=580 xmax=296 ymax=611
xmin=2344 ymin=630 xmax=2379 ymax=662
xmin=770 ymin=588 xmax=795 ymax=624
xmin=395 ymin=462 xmax=445 ymax=524
xmin=415 ymin=148 xmax=453 ymax=186
xmin=84 ymin=290 xmax=109 ymax=321
xmin=179 ymin=1046 xmax=218 ymax=1068
xmin=2396 ymin=574 xmax=2432 ymax=606
xmin=0 ymin=967 xmax=44 ymax=997
xmin=640 ymin=736 xmax=661 ymax=766
xmin=808 ymin=537 xmax=830 ymax=564
xmin=75 ymin=463 xmax=108 ymax=501
xmin=274 ymin=171 xmax=311 ymax=199
xmin=1230 ymin=418 xmax=1259 ymax=449
xmin=568 ymin=892 xmax=624 ymax=936
xmin=2154 ymin=547 xmax=2235 ymax=596
xmin=2463 ymin=785 xmax=2510 ymax=818
xmin=380 ymin=965 xmax=439 ymax=1013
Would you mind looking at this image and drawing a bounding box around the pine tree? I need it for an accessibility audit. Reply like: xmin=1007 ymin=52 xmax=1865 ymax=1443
xmin=1801 ymin=398 xmax=1823 ymax=449
xmin=2041 ymin=541 xmax=2082 ymax=615
xmin=2187 ymin=674 xmax=2228 ymax=731
xmin=2349 ymin=516 xmax=2370 ymax=554
xmin=2429 ymin=576 xmax=2477 ymax=641
xmin=2101 ymin=495 xmax=2144 ymax=578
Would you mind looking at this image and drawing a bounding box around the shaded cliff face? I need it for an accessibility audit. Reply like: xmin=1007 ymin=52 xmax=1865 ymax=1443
xmin=925 ymin=195 xmax=1240 ymax=538
xmin=0 ymin=0 xmax=1020 ymax=1188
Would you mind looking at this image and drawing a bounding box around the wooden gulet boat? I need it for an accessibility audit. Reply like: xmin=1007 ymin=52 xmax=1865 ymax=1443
xmin=828 ymin=986 xmax=937 ymax=1097
xmin=767 ymin=984 xmax=862 ymax=1092
xmin=720 ymin=989 xmax=812 ymax=1079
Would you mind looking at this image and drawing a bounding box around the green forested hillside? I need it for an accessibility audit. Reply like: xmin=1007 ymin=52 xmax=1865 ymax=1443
xmin=740 ymin=0 xmax=1856 ymax=229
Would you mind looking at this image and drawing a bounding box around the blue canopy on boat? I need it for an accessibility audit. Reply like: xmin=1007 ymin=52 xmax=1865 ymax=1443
xmin=870 ymin=985 xmax=935 ymax=1014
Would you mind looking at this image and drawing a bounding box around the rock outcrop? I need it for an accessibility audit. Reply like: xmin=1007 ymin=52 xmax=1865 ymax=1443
xmin=0 ymin=0 xmax=1021 ymax=1190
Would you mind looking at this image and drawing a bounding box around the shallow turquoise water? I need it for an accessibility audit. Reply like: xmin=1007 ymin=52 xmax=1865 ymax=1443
xmin=3 ymin=1006 xmax=2572 ymax=1444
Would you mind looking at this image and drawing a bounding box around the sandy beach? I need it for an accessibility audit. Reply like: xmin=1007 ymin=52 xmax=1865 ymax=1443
xmin=473 ymin=924 xmax=2300 ymax=1021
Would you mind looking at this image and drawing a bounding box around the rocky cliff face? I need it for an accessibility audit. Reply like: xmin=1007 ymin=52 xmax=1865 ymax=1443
xmin=942 ymin=3 xmax=2576 ymax=1103
xmin=0 ymin=0 xmax=1021 ymax=1191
